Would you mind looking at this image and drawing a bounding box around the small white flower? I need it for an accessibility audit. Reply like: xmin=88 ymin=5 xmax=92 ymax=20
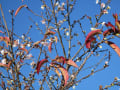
xmin=1 ymin=58 xmax=7 ymax=64
xmin=1 ymin=49 xmax=5 ymax=55
xmin=62 ymin=2 xmax=65 ymax=6
xmin=27 ymin=43 xmax=31 ymax=47
xmin=96 ymin=0 xmax=99 ymax=4
xmin=25 ymin=54 xmax=32 ymax=59
xmin=72 ymin=85 xmax=76 ymax=89
xmin=71 ymin=74 xmax=74 ymax=78
xmin=30 ymin=61 xmax=35 ymax=66
xmin=41 ymin=20 xmax=46 ymax=24
xmin=103 ymin=9 xmax=108 ymax=14
xmin=99 ymin=45 xmax=102 ymax=48
xmin=66 ymin=32 xmax=69 ymax=36
xmin=91 ymin=27 xmax=97 ymax=31
xmin=40 ymin=42 xmax=49 ymax=46
xmin=55 ymin=2 xmax=59 ymax=6
xmin=101 ymin=3 xmax=105 ymax=8
xmin=21 ymin=35 xmax=25 ymax=39
xmin=101 ymin=22 xmax=106 ymax=26
xmin=41 ymin=5 xmax=45 ymax=10
xmin=105 ymin=61 xmax=108 ymax=65
xmin=9 ymin=69 xmax=13 ymax=74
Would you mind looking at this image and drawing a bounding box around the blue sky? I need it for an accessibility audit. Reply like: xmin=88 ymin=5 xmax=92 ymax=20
xmin=0 ymin=0 xmax=120 ymax=90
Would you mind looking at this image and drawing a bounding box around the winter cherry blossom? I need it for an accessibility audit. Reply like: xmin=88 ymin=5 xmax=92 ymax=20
xmin=1 ymin=58 xmax=7 ymax=64
xmin=101 ymin=3 xmax=105 ymax=8
xmin=102 ymin=9 xmax=108 ymax=14
xmin=66 ymin=32 xmax=69 ymax=36
xmin=96 ymin=0 xmax=99 ymax=4
xmin=101 ymin=22 xmax=106 ymax=26
xmin=91 ymin=27 xmax=97 ymax=31
xmin=41 ymin=20 xmax=46 ymax=24
xmin=41 ymin=5 xmax=45 ymax=10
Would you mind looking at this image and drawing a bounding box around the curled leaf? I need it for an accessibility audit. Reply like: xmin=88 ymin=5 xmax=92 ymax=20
xmin=36 ymin=59 xmax=48 ymax=74
xmin=105 ymin=41 xmax=120 ymax=56
xmin=105 ymin=22 xmax=116 ymax=32
xmin=103 ymin=29 xmax=115 ymax=37
xmin=48 ymin=42 xmax=52 ymax=53
xmin=15 ymin=5 xmax=27 ymax=16
xmin=19 ymin=48 xmax=28 ymax=54
xmin=66 ymin=59 xmax=78 ymax=68
xmin=45 ymin=31 xmax=55 ymax=36
xmin=86 ymin=37 xmax=96 ymax=49
xmin=51 ymin=63 xmax=69 ymax=86
xmin=85 ymin=30 xmax=101 ymax=48
xmin=0 ymin=37 xmax=10 ymax=47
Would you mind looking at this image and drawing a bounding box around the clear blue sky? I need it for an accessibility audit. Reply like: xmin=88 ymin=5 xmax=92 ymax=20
xmin=0 ymin=0 xmax=120 ymax=90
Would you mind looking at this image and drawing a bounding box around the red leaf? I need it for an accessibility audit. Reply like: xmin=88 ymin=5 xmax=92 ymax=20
xmin=103 ymin=29 xmax=115 ymax=37
xmin=0 ymin=63 xmax=8 ymax=68
xmin=48 ymin=42 xmax=52 ymax=53
xmin=105 ymin=22 xmax=116 ymax=32
xmin=105 ymin=41 xmax=120 ymax=56
xmin=113 ymin=13 xmax=118 ymax=20
xmin=86 ymin=37 xmax=96 ymax=49
xmin=85 ymin=30 xmax=101 ymax=48
xmin=53 ymin=56 xmax=66 ymax=65
xmin=51 ymin=63 xmax=69 ymax=86
xmin=19 ymin=48 xmax=28 ymax=54
xmin=36 ymin=59 xmax=48 ymax=74
xmin=0 ymin=37 xmax=10 ymax=47
xmin=15 ymin=5 xmax=27 ymax=16
xmin=45 ymin=31 xmax=56 ymax=35
xmin=66 ymin=59 xmax=78 ymax=68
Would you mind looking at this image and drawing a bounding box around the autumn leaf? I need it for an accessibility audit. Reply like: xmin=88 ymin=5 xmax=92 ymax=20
xmin=36 ymin=59 xmax=48 ymax=74
xmin=105 ymin=41 xmax=120 ymax=56
xmin=54 ymin=67 xmax=61 ymax=77
xmin=19 ymin=48 xmax=28 ymax=54
xmin=0 ymin=63 xmax=8 ymax=68
xmin=15 ymin=5 xmax=27 ymax=16
xmin=53 ymin=56 xmax=66 ymax=65
xmin=54 ymin=36 xmax=58 ymax=43
xmin=48 ymin=42 xmax=52 ymax=53
xmin=45 ymin=31 xmax=56 ymax=36
xmin=51 ymin=63 xmax=69 ymax=86
xmin=85 ymin=30 xmax=102 ymax=48
xmin=66 ymin=59 xmax=78 ymax=68
xmin=105 ymin=22 xmax=116 ymax=32
xmin=86 ymin=37 xmax=96 ymax=49
xmin=0 ymin=37 xmax=10 ymax=47
xmin=103 ymin=29 xmax=115 ymax=37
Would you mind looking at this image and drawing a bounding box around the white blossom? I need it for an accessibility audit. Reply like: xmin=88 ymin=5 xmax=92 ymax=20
xmin=41 ymin=20 xmax=46 ymax=24
xmin=0 ymin=49 xmax=5 ymax=55
xmin=101 ymin=3 xmax=105 ymax=8
xmin=1 ymin=58 xmax=7 ymax=64
xmin=66 ymin=32 xmax=69 ymax=36
xmin=30 ymin=61 xmax=35 ymax=66
xmin=96 ymin=0 xmax=99 ymax=4
xmin=41 ymin=5 xmax=45 ymax=10
xmin=90 ymin=27 xmax=97 ymax=31
xmin=101 ymin=22 xmax=106 ymax=26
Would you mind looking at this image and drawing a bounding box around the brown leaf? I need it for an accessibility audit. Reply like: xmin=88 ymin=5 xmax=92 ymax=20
xmin=66 ymin=59 xmax=78 ymax=68
xmin=103 ymin=29 xmax=115 ymax=37
xmin=19 ymin=48 xmax=28 ymax=54
xmin=36 ymin=59 xmax=48 ymax=74
xmin=15 ymin=5 xmax=27 ymax=16
xmin=85 ymin=30 xmax=101 ymax=48
xmin=86 ymin=37 xmax=96 ymax=49
xmin=45 ymin=31 xmax=56 ymax=36
xmin=105 ymin=41 xmax=120 ymax=56
xmin=48 ymin=42 xmax=52 ymax=53
xmin=51 ymin=63 xmax=69 ymax=86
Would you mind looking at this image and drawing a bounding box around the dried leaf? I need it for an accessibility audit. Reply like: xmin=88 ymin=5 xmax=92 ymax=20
xmin=51 ymin=63 xmax=69 ymax=86
xmin=105 ymin=22 xmax=116 ymax=32
xmin=66 ymin=59 xmax=78 ymax=68
xmin=105 ymin=41 xmax=120 ymax=56
xmin=0 ymin=63 xmax=8 ymax=67
xmin=36 ymin=59 xmax=48 ymax=74
xmin=86 ymin=37 xmax=96 ymax=49
xmin=45 ymin=31 xmax=55 ymax=36
xmin=19 ymin=48 xmax=28 ymax=54
xmin=85 ymin=30 xmax=101 ymax=48
xmin=48 ymin=42 xmax=52 ymax=53
xmin=54 ymin=36 xmax=58 ymax=43
xmin=103 ymin=29 xmax=114 ymax=37
xmin=15 ymin=5 xmax=27 ymax=16
xmin=55 ymin=68 xmax=61 ymax=77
